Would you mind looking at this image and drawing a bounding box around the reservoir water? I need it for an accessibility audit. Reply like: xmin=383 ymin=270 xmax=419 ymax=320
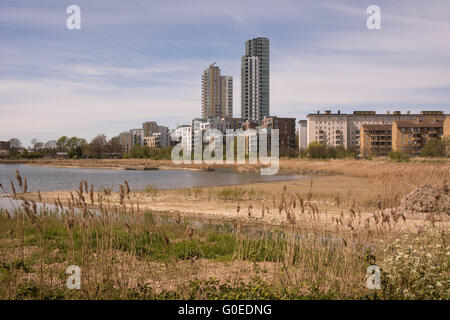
xmin=0 ymin=163 xmax=300 ymax=209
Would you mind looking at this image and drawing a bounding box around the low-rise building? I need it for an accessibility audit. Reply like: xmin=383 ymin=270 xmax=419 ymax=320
xmin=360 ymin=124 xmax=392 ymax=157
xmin=172 ymin=125 xmax=193 ymax=153
xmin=298 ymin=120 xmax=307 ymax=151
xmin=307 ymin=110 xmax=446 ymax=152
xmin=392 ymin=120 xmax=444 ymax=156
xmin=261 ymin=116 xmax=296 ymax=151
xmin=0 ymin=141 xmax=10 ymax=151
xmin=130 ymin=128 xmax=144 ymax=146
xmin=119 ymin=132 xmax=133 ymax=154
xmin=0 ymin=141 xmax=9 ymax=158
xmin=221 ymin=117 xmax=243 ymax=131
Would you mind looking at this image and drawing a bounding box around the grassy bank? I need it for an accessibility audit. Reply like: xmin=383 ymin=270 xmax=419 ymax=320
xmin=1 ymin=186 xmax=449 ymax=299
xmin=1 ymin=162 xmax=449 ymax=300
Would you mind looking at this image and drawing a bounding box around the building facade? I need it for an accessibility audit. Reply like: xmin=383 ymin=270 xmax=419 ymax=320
xmin=241 ymin=37 xmax=269 ymax=122
xmin=221 ymin=117 xmax=243 ymax=131
xmin=392 ymin=120 xmax=444 ymax=156
xmin=220 ymin=76 xmax=233 ymax=117
xmin=0 ymin=141 xmax=10 ymax=158
xmin=360 ymin=124 xmax=392 ymax=156
xmin=130 ymin=129 xmax=144 ymax=147
xmin=261 ymin=116 xmax=296 ymax=151
xmin=119 ymin=132 xmax=133 ymax=154
xmin=307 ymin=110 xmax=446 ymax=153
xmin=444 ymin=115 xmax=450 ymax=138
xmin=298 ymin=120 xmax=307 ymax=151
xmin=0 ymin=141 xmax=10 ymax=151
xmin=202 ymin=63 xmax=233 ymax=118
xmin=143 ymin=121 xmax=158 ymax=137
xmin=172 ymin=125 xmax=192 ymax=153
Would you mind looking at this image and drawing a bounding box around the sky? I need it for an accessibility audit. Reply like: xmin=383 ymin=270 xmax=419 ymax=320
xmin=1 ymin=0 xmax=450 ymax=146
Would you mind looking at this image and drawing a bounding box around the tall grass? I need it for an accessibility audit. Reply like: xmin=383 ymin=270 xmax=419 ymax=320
xmin=0 ymin=171 xmax=448 ymax=300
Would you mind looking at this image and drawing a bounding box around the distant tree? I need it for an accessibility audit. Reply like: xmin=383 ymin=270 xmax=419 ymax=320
xmin=31 ymin=139 xmax=44 ymax=151
xmin=57 ymin=136 xmax=69 ymax=152
xmin=306 ymin=142 xmax=333 ymax=159
xmin=109 ymin=137 xmax=122 ymax=154
xmin=131 ymin=145 xmax=150 ymax=158
xmin=44 ymin=140 xmax=57 ymax=150
xmin=42 ymin=140 xmax=57 ymax=157
xmin=422 ymin=139 xmax=446 ymax=158
xmin=9 ymin=138 xmax=22 ymax=150
xmin=64 ymin=137 xmax=87 ymax=158
xmin=87 ymin=134 xmax=108 ymax=158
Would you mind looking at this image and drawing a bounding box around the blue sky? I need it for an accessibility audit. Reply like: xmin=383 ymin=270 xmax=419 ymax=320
xmin=1 ymin=0 xmax=450 ymax=146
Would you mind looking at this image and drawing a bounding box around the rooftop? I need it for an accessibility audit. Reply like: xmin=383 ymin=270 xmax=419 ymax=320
xmin=394 ymin=120 xmax=444 ymax=128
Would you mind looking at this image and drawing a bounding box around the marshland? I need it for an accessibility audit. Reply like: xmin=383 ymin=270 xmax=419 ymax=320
xmin=0 ymin=158 xmax=449 ymax=299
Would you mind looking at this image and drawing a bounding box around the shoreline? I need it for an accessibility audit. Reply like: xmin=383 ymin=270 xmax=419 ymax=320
xmin=0 ymin=159 xmax=262 ymax=173
xmin=9 ymin=174 xmax=448 ymax=232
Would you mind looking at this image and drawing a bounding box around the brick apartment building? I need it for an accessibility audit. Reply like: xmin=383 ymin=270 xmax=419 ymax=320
xmin=392 ymin=120 xmax=444 ymax=156
xmin=261 ymin=116 xmax=296 ymax=151
xmin=360 ymin=124 xmax=392 ymax=156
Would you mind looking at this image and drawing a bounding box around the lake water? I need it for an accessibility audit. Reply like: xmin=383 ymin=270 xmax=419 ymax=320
xmin=0 ymin=164 xmax=300 ymax=209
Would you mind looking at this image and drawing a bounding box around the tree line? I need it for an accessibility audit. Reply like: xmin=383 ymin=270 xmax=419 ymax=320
xmin=6 ymin=135 xmax=122 ymax=159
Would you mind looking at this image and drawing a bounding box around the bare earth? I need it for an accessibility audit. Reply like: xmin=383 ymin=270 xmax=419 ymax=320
xmin=21 ymin=174 xmax=449 ymax=233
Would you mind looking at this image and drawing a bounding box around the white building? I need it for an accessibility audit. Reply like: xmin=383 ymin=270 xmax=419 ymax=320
xmin=172 ymin=125 xmax=192 ymax=153
xmin=298 ymin=120 xmax=307 ymax=151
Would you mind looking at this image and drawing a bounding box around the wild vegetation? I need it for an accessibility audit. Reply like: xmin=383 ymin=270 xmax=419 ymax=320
xmin=0 ymin=169 xmax=448 ymax=300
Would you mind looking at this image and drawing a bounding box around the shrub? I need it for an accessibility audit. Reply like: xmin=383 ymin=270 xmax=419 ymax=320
xmin=422 ymin=139 xmax=446 ymax=158
xmin=380 ymin=235 xmax=450 ymax=299
xmin=306 ymin=142 xmax=355 ymax=159
xmin=388 ymin=151 xmax=409 ymax=162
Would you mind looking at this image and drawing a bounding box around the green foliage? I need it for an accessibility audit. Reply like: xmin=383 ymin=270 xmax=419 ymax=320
xmin=216 ymin=187 xmax=247 ymax=201
xmin=388 ymin=151 xmax=410 ymax=162
xmin=422 ymin=139 xmax=446 ymax=158
xmin=380 ymin=234 xmax=450 ymax=299
xmin=129 ymin=145 xmax=173 ymax=160
xmin=306 ymin=142 xmax=355 ymax=159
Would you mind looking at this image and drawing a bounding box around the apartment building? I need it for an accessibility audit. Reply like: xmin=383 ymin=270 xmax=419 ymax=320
xmin=142 ymin=122 xmax=170 ymax=148
xmin=360 ymin=124 xmax=392 ymax=156
xmin=143 ymin=121 xmax=158 ymax=137
xmin=202 ymin=64 xmax=233 ymax=118
xmin=220 ymin=76 xmax=233 ymax=117
xmin=261 ymin=116 xmax=296 ymax=150
xmin=221 ymin=117 xmax=243 ymax=131
xmin=172 ymin=125 xmax=192 ymax=153
xmin=0 ymin=141 xmax=10 ymax=157
xmin=298 ymin=120 xmax=307 ymax=151
xmin=444 ymin=115 xmax=450 ymax=138
xmin=119 ymin=131 xmax=133 ymax=154
xmin=241 ymin=37 xmax=270 ymax=121
xmin=307 ymin=110 xmax=446 ymax=153
xmin=0 ymin=141 xmax=10 ymax=151
xmin=242 ymin=120 xmax=259 ymax=131
xmin=392 ymin=120 xmax=444 ymax=156
xmin=130 ymin=129 xmax=144 ymax=147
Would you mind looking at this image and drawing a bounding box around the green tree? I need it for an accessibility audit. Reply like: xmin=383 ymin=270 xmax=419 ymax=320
xmin=422 ymin=139 xmax=446 ymax=157
xmin=131 ymin=145 xmax=150 ymax=158
xmin=57 ymin=136 xmax=69 ymax=152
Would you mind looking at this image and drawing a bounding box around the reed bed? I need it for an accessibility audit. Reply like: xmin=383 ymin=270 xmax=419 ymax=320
xmin=0 ymin=170 xmax=448 ymax=300
xmin=279 ymin=159 xmax=449 ymax=208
